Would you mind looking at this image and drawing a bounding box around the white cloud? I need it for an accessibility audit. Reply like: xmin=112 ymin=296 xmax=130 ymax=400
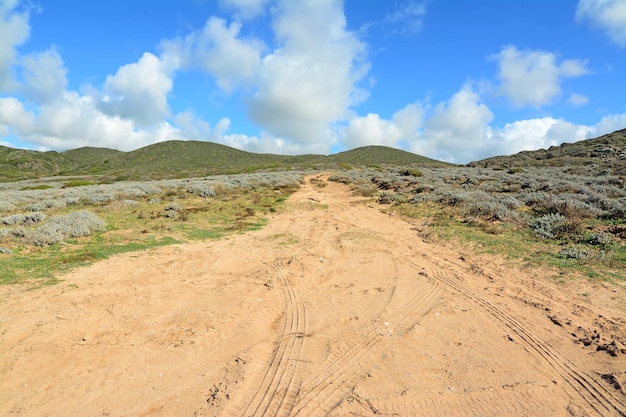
xmin=338 ymin=84 xmax=623 ymax=164
xmin=591 ymin=113 xmax=626 ymax=135
xmin=411 ymin=85 xmax=494 ymax=162
xmin=343 ymin=113 xmax=403 ymax=148
xmin=567 ymin=93 xmax=589 ymax=107
xmin=221 ymin=129 xmax=331 ymax=154
xmin=0 ymin=92 xmax=182 ymax=151
xmin=0 ymin=0 xmax=30 ymax=90
xmin=218 ymin=0 xmax=270 ymax=19
xmin=492 ymin=46 xmax=589 ymax=107
xmin=493 ymin=118 xmax=592 ymax=156
xmin=248 ymin=0 xmax=369 ymax=147
xmin=98 ymin=52 xmax=174 ymax=126
xmin=384 ymin=1 xmax=427 ymax=34
xmin=576 ymin=0 xmax=626 ymax=47
xmin=161 ymin=17 xmax=263 ymax=92
xmin=392 ymin=102 xmax=424 ymax=140
xmin=0 ymin=96 xmax=34 ymax=132
xmin=20 ymin=48 xmax=67 ymax=104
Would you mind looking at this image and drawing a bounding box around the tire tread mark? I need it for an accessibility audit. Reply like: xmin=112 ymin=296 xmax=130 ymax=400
xmin=425 ymin=268 xmax=626 ymax=417
xmin=290 ymin=277 xmax=443 ymax=416
xmin=239 ymin=258 xmax=307 ymax=417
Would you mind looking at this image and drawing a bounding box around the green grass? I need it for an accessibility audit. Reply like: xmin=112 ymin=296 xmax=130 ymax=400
xmin=266 ymin=233 xmax=301 ymax=246
xmin=63 ymin=180 xmax=96 ymax=187
xmin=390 ymin=202 xmax=626 ymax=283
xmin=0 ymin=184 xmax=297 ymax=285
xmin=0 ymin=236 xmax=180 ymax=286
xmin=20 ymin=184 xmax=54 ymax=190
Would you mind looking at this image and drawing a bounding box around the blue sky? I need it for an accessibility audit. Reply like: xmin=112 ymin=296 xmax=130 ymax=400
xmin=0 ymin=0 xmax=625 ymax=163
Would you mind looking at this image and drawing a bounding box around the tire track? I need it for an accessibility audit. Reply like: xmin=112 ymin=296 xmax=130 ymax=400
xmin=239 ymin=258 xmax=307 ymax=417
xmin=376 ymin=387 xmax=558 ymax=417
xmin=289 ymin=276 xmax=443 ymax=416
xmin=423 ymin=267 xmax=626 ymax=417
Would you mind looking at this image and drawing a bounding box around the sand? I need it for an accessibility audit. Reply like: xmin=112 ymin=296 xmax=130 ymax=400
xmin=1 ymin=174 xmax=625 ymax=417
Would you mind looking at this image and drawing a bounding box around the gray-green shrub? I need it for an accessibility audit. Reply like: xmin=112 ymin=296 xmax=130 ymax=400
xmin=27 ymin=211 xmax=106 ymax=246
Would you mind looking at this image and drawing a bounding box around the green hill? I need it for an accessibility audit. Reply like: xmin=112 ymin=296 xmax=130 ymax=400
xmin=469 ymin=128 xmax=626 ymax=174
xmin=0 ymin=146 xmax=72 ymax=181
xmin=61 ymin=147 xmax=123 ymax=168
xmin=0 ymin=141 xmax=449 ymax=182
xmin=326 ymin=145 xmax=449 ymax=167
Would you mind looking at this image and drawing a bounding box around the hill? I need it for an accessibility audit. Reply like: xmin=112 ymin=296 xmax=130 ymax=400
xmin=325 ymin=145 xmax=449 ymax=167
xmin=469 ymin=128 xmax=626 ymax=174
xmin=0 ymin=141 xmax=448 ymax=182
xmin=0 ymin=146 xmax=73 ymax=182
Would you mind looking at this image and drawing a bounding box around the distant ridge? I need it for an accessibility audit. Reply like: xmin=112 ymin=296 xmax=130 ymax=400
xmin=0 ymin=141 xmax=449 ymax=182
xmin=469 ymin=128 xmax=626 ymax=174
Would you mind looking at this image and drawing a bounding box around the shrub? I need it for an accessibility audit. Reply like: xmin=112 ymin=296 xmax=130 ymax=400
xmin=27 ymin=211 xmax=105 ymax=246
xmin=559 ymin=245 xmax=591 ymax=260
xmin=378 ymin=191 xmax=406 ymax=204
xmin=1 ymin=212 xmax=46 ymax=225
xmin=164 ymin=202 xmax=183 ymax=219
xmin=25 ymin=199 xmax=67 ymax=211
xmin=87 ymin=192 xmax=114 ymax=203
xmin=400 ymin=168 xmax=423 ymax=177
xmin=0 ymin=201 xmax=16 ymax=212
xmin=584 ymin=232 xmax=612 ymax=248
xmin=353 ymin=184 xmax=377 ymax=197
xmin=528 ymin=213 xmax=566 ymax=239
xmin=186 ymin=184 xmax=216 ymax=198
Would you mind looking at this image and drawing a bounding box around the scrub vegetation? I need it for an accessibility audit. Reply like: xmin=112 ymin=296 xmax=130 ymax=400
xmin=329 ymin=162 xmax=626 ymax=282
xmin=1 ymin=128 xmax=624 ymax=285
xmin=0 ymin=172 xmax=304 ymax=284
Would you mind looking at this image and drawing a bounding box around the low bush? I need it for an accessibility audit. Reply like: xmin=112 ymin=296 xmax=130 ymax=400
xmin=27 ymin=211 xmax=106 ymax=246
xmin=353 ymin=184 xmax=377 ymax=197
xmin=0 ymin=201 xmax=16 ymax=212
xmin=378 ymin=191 xmax=406 ymax=204
xmin=528 ymin=213 xmax=567 ymax=239
xmin=1 ymin=212 xmax=47 ymax=225
xmin=400 ymin=168 xmax=423 ymax=177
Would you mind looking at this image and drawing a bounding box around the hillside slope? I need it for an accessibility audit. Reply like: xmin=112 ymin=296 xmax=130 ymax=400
xmin=0 ymin=141 xmax=447 ymax=182
xmin=469 ymin=128 xmax=626 ymax=174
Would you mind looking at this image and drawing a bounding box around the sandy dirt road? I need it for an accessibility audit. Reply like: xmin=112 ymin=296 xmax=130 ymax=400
xmin=1 ymin=174 xmax=625 ymax=417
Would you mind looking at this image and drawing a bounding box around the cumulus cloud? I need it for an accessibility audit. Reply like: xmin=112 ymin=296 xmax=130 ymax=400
xmin=20 ymin=48 xmax=67 ymax=104
xmin=592 ymin=113 xmax=626 ymax=135
xmin=160 ymin=17 xmax=263 ymax=91
xmin=492 ymin=46 xmax=589 ymax=107
xmin=336 ymin=83 xmax=624 ymax=164
xmin=248 ymin=0 xmax=369 ymax=147
xmin=3 ymin=0 xmax=369 ymax=155
xmin=0 ymin=45 xmax=181 ymax=150
xmin=576 ymin=0 xmax=626 ymax=47
xmin=392 ymin=102 xmax=424 ymax=140
xmin=409 ymin=85 xmax=494 ymax=162
xmin=218 ymin=0 xmax=270 ymax=19
xmin=98 ymin=52 xmax=174 ymax=126
xmin=0 ymin=92 xmax=182 ymax=151
xmin=343 ymin=113 xmax=403 ymax=148
xmin=0 ymin=0 xmax=30 ymax=90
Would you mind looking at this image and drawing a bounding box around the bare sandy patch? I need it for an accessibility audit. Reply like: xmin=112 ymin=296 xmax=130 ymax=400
xmin=1 ymin=174 xmax=624 ymax=416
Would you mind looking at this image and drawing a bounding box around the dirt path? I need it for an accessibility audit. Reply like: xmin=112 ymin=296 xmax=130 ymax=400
xmin=1 ymin=174 xmax=625 ymax=417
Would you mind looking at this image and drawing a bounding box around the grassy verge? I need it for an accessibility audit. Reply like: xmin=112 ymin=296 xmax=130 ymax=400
xmin=0 ymin=182 xmax=298 ymax=286
xmin=388 ymin=202 xmax=626 ymax=284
